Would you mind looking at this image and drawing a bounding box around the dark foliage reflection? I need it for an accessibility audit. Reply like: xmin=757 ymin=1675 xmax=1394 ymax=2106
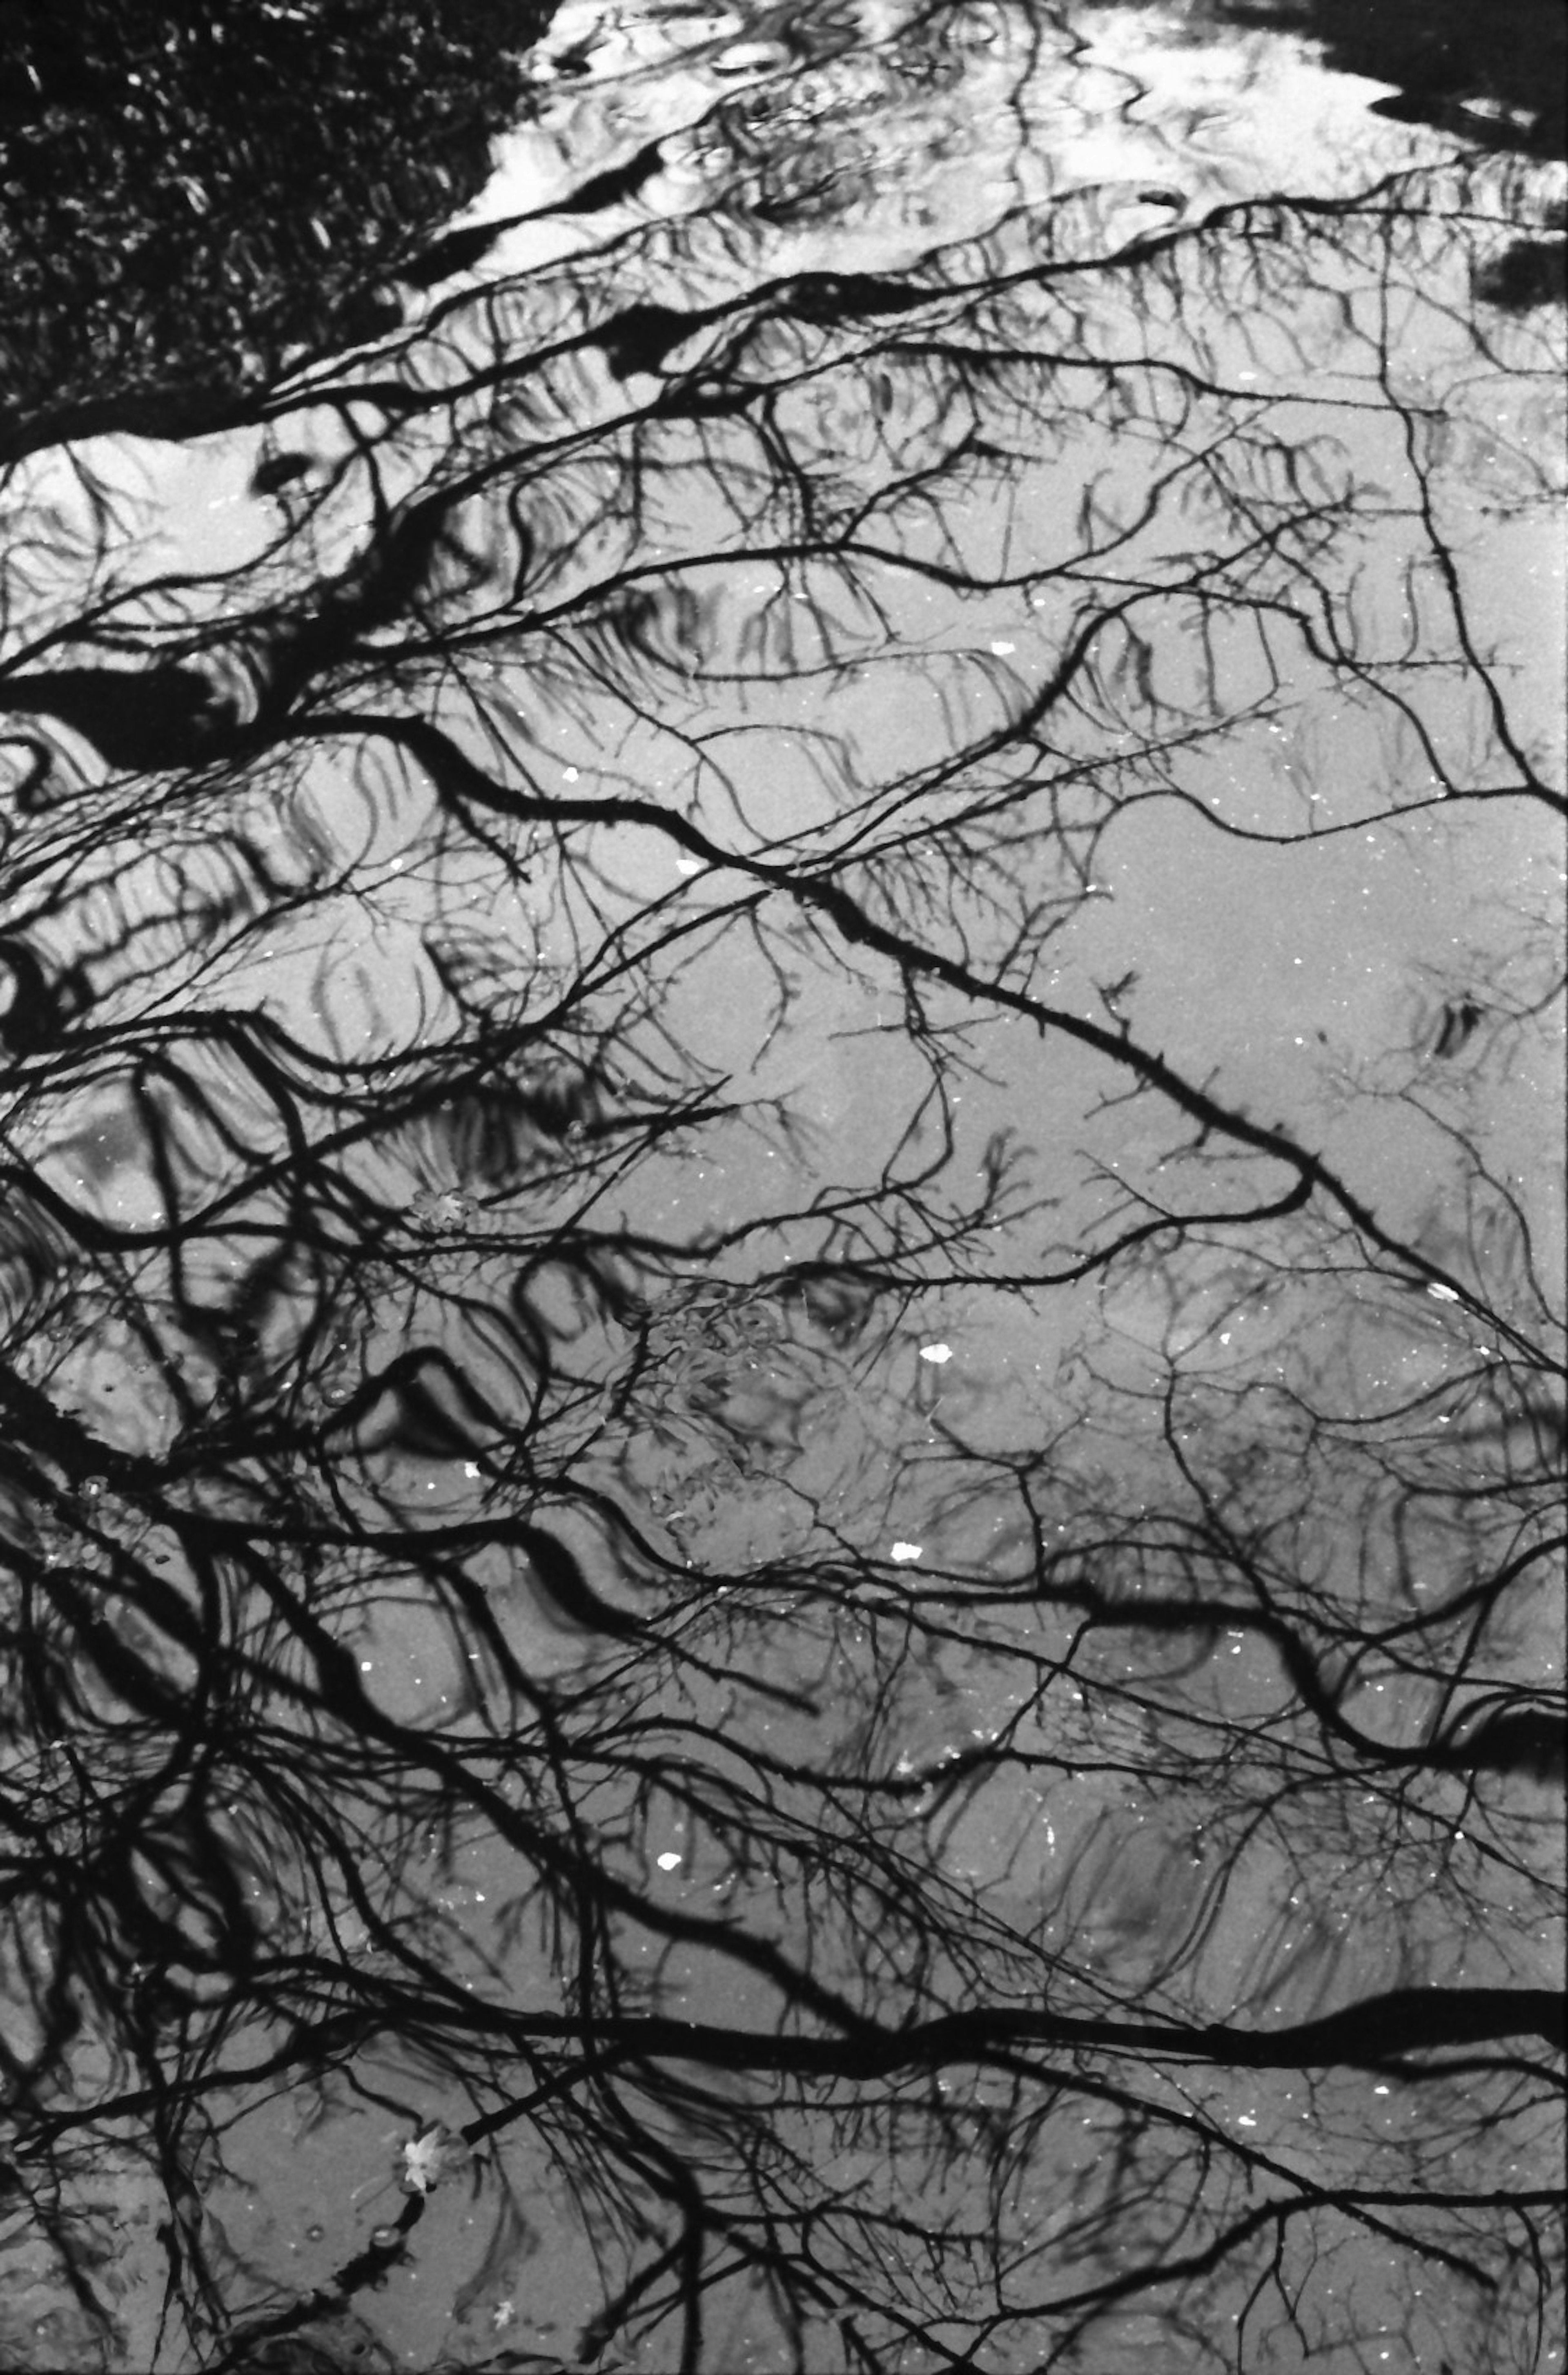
xmin=0 ymin=0 xmax=548 ymax=461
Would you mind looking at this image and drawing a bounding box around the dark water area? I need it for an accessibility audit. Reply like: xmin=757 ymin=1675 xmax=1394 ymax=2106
xmin=0 ymin=3 xmax=1563 ymax=2370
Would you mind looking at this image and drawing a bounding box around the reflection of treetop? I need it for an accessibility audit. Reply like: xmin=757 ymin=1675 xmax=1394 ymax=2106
xmin=0 ymin=11 xmax=1562 ymax=2371
xmin=0 ymin=0 xmax=547 ymax=459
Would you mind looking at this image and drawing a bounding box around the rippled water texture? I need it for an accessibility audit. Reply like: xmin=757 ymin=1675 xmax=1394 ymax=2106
xmin=0 ymin=2 xmax=1563 ymax=2369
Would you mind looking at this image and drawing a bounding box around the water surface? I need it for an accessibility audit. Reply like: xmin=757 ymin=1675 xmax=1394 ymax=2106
xmin=0 ymin=3 xmax=1562 ymax=2369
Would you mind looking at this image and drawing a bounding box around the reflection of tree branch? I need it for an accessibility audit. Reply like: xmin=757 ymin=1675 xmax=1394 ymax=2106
xmin=307 ymin=710 xmax=1538 ymax=1350
xmin=0 ymin=50 xmax=1561 ymax=2364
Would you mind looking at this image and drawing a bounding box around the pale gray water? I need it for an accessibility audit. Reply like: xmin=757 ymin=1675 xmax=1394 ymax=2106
xmin=0 ymin=3 xmax=1562 ymax=2369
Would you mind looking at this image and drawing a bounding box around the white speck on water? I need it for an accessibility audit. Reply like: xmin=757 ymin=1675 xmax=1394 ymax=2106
xmin=919 ymin=1343 xmax=953 ymax=1364
xmin=656 ymin=1851 xmax=682 ymax=1871
xmin=890 ymin=1541 xmax=923 ymax=1563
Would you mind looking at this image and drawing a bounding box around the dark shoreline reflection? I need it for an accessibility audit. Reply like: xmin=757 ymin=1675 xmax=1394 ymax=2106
xmin=0 ymin=0 xmax=553 ymax=462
